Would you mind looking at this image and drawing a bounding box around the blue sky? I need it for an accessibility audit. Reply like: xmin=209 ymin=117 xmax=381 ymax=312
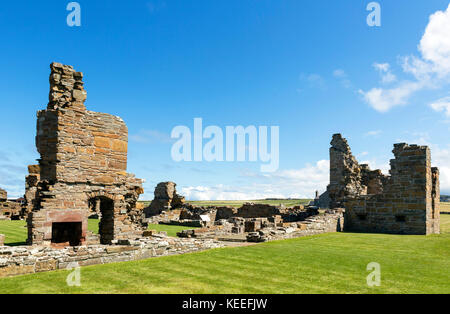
xmin=0 ymin=0 xmax=449 ymax=200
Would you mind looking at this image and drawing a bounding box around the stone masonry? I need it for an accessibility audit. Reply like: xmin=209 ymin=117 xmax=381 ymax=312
xmin=144 ymin=182 xmax=185 ymax=217
xmin=0 ymin=188 xmax=22 ymax=220
xmin=322 ymin=134 xmax=389 ymax=209
xmin=0 ymin=235 xmax=222 ymax=278
xmin=320 ymin=134 xmax=440 ymax=235
xmin=0 ymin=188 xmax=6 ymax=201
xmin=26 ymin=63 xmax=144 ymax=247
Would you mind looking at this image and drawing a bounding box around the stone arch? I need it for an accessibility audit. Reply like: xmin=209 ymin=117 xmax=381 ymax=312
xmin=87 ymin=192 xmax=116 ymax=245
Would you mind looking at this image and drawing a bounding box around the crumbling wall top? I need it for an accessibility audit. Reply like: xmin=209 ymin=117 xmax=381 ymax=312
xmin=330 ymin=133 xmax=351 ymax=154
xmin=48 ymin=62 xmax=87 ymax=111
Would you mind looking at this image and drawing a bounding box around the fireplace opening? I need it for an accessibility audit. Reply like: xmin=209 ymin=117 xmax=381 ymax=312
xmin=52 ymin=222 xmax=82 ymax=246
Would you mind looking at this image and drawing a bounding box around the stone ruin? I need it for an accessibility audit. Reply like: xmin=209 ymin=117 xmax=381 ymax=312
xmin=143 ymin=182 xmax=185 ymax=217
xmin=25 ymin=63 xmax=145 ymax=247
xmin=1 ymin=63 xmax=441 ymax=278
xmin=0 ymin=188 xmax=6 ymax=201
xmin=0 ymin=63 xmax=345 ymax=278
xmin=142 ymin=186 xmax=345 ymax=243
xmin=175 ymin=203 xmax=344 ymax=243
xmin=318 ymin=134 xmax=440 ymax=235
xmin=0 ymin=188 xmax=22 ymax=220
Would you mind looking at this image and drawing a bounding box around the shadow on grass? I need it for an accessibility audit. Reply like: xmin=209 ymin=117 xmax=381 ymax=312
xmin=5 ymin=242 xmax=27 ymax=247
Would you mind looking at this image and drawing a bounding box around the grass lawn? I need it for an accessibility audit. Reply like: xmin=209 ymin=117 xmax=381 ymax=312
xmin=0 ymin=219 xmax=195 ymax=245
xmin=148 ymin=223 xmax=197 ymax=237
xmin=0 ymin=216 xmax=448 ymax=294
xmin=0 ymin=220 xmax=28 ymax=246
xmin=441 ymin=213 xmax=450 ymax=234
xmin=441 ymin=202 xmax=450 ymax=212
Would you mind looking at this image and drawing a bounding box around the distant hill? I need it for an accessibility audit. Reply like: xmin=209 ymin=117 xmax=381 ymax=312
xmin=441 ymin=195 xmax=450 ymax=202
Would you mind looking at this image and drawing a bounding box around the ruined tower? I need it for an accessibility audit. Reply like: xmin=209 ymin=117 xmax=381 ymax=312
xmin=26 ymin=63 xmax=144 ymax=246
xmin=321 ymin=134 xmax=440 ymax=235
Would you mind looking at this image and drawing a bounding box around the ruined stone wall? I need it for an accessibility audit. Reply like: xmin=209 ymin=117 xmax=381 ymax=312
xmin=37 ymin=63 xmax=129 ymax=184
xmin=0 ymin=236 xmax=223 ymax=278
xmin=144 ymin=182 xmax=185 ymax=217
xmin=235 ymin=204 xmax=282 ymax=218
xmin=430 ymin=167 xmax=440 ymax=234
xmin=0 ymin=188 xmax=22 ymax=220
xmin=361 ymin=166 xmax=389 ymax=195
xmin=345 ymin=144 xmax=440 ymax=235
xmin=27 ymin=63 xmax=144 ymax=246
xmin=325 ymin=134 xmax=389 ymax=208
xmin=247 ymin=210 xmax=345 ymax=242
xmin=24 ymin=165 xmax=40 ymax=215
xmin=0 ymin=201 xmax=22 ymax=220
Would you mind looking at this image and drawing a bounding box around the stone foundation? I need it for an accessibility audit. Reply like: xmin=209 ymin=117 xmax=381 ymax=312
xmin=0 ymin=236 xmax=223 ymax=278
xmin=247 ymin=211 xmax=344 ymax=242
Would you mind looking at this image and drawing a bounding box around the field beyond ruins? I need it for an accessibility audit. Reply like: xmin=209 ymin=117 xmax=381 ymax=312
xmin=0 ymin=203 xmax=449 ymax=294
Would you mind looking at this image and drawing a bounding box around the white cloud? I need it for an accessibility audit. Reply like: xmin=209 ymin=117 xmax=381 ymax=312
xmin=360 ymin=81 xmax=423 ymax=112
xmin=432 ymin=145 xmax=450 ymax=194
xmin=181 ymin=160 xmax=330 ymax=200
xmin=419 ymin=4 xmax=450 ymax=77
xmin=429 ymin=97 xmax=450 ymax=117
xmin=359 ymin=159 xmax=390 ymax=175
xmin=373 ymin=63 xmax=397 ymax=84
xmin=361 ymin=3 xmax=450 ymax=112
xmin=180 ymin=185 xmax=286 ymax=201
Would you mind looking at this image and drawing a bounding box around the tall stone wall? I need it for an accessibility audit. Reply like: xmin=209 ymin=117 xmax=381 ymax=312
xmin=324 ymin=134 xmax=388 ymax=208
xmin=328 ymin=134 xmax=366 ymax=208
xmin=345 ymin=143 xmax=440 ymax=235
xmin=26 ymin=63 xmax=144 ymax=247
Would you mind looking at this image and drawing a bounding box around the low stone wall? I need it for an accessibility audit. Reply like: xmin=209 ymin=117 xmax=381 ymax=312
xmin=0 ymin=236 xmax=223 ymax=278
xmin=144 ymin=210 xmax=182 ymax=224
xmin=247 ymin=211 xmax=344 ymax=242
xmin=0 ymin=201 xmax=22 ymax=220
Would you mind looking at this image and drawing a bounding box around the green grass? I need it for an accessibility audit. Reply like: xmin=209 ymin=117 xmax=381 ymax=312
xmin=441 ymin=202 xmax=450 ymax=212
xmin=0 ymin=220 xmax=28 ymax=246
xmin=0 ymin=217 xmax=449 ymax=294
xmin=187 ymin=199 xmax=312 ymax=208
xmin=88 ymin=219 xmax=99 ymax=235
xmin=147 ymin=223 xmax=197 ymax=237
xmin=441 ymin=213 xmax=450 ymax=234
xmin=0 ymin=219 xmax=195 ymax=245
xmin=0 ymin=213 xmax=448 ymax=294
